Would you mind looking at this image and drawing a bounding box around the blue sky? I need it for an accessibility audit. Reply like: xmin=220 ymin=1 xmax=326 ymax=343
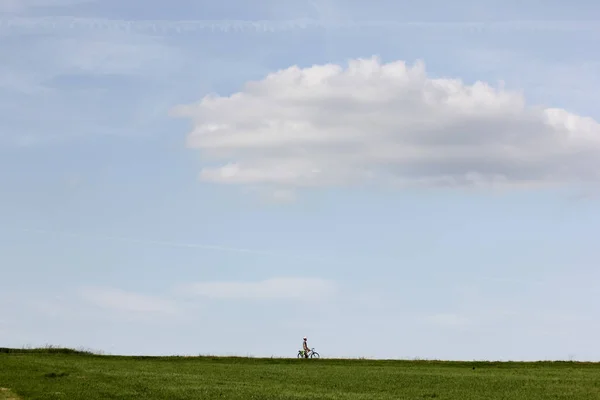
xmin=1 ymin=0 xmax=600 ymax=361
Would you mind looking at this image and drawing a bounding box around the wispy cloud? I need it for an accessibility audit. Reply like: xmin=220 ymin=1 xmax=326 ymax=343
xmin=0 ymin=0 xmax=92 ymax=13
xmin=0 ymin=21 xmax=188 ymax=145
xmin=0 ymin=30 xmax=182 ymax=91
xmin=1 ymin=16 xmax=600 ymax=34
xmin=268 ymin=189 xmax=296 ymax=203
xmin=423 ymin=313 xmax=471 ymax=327
xmin=78 ymin=287 xmax=180 ymax=316
xmin=179 ymin=277 xmax=336 ymax=300
xmin=20 ymin=228 xmax=275 ymax=256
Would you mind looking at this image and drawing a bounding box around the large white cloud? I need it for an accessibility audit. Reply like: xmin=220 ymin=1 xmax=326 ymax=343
xmin=172 ymin=57 xmax=600 ymax=193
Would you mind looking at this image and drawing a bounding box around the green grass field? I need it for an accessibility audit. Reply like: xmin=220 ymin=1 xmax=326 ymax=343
xmin=1 ymin=348 xmax=600 ymax=399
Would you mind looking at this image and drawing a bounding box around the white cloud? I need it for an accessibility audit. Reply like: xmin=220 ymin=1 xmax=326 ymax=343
xmin=180 ymin=277 xmax=336 ymax=300
xmin=79 ymin=287 xmax=180 ymax=316
xmin=172 ymin=56 xmax=600 ymax=195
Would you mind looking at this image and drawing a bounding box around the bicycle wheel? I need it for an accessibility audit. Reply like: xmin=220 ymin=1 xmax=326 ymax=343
xmin=310 ymin=351 xmax=320 ymax=358
xmin=297 ymin=351 xmax=303 ymax=358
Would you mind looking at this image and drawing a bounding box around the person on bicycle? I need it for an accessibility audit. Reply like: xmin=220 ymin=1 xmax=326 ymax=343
xmin=302 ymin=336 xmax=310 ymax=358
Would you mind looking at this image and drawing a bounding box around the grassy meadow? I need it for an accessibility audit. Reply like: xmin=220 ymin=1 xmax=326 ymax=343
xmin=1 ymin=348 xmax=599 ymax=399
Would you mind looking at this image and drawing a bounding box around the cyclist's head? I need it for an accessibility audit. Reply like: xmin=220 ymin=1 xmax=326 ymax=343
xmin=303 ymin=337 xmax=307 ymax=341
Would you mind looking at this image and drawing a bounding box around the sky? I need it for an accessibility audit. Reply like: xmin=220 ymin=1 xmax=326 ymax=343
xmin=1 ymin=0 xmax=600 ymax=361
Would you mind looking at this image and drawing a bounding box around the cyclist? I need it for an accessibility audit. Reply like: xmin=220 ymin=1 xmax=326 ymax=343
xmin=302 ymin=336 xmax=310 ymax=358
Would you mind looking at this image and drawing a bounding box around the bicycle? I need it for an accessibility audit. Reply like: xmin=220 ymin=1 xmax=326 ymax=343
xmin=297 ymin=348 xmax=320 ymax=358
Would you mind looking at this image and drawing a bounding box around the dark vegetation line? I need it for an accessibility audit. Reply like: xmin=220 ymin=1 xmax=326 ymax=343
xmin=0 ymin=346 xmax=97 ymax=355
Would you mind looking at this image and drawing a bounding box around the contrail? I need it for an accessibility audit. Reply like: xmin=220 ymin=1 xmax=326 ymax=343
xmin=0 ymin=16 xmax=598 ymax=35
xmin=0 ymin=16 xmax=323 ymax=33
xmin=20 ymin=228 xmax=275 ymax=256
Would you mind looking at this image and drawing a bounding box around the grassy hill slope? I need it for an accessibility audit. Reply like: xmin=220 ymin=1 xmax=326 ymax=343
xmin=1 ymin=348 xmax=599 ymax=399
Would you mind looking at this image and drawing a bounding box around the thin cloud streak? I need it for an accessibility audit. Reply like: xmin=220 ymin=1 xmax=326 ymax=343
xmin=20 ymin=228 xmax=275 ymax=256
xmin=1 ymin=16 xmax=599 ymax=34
